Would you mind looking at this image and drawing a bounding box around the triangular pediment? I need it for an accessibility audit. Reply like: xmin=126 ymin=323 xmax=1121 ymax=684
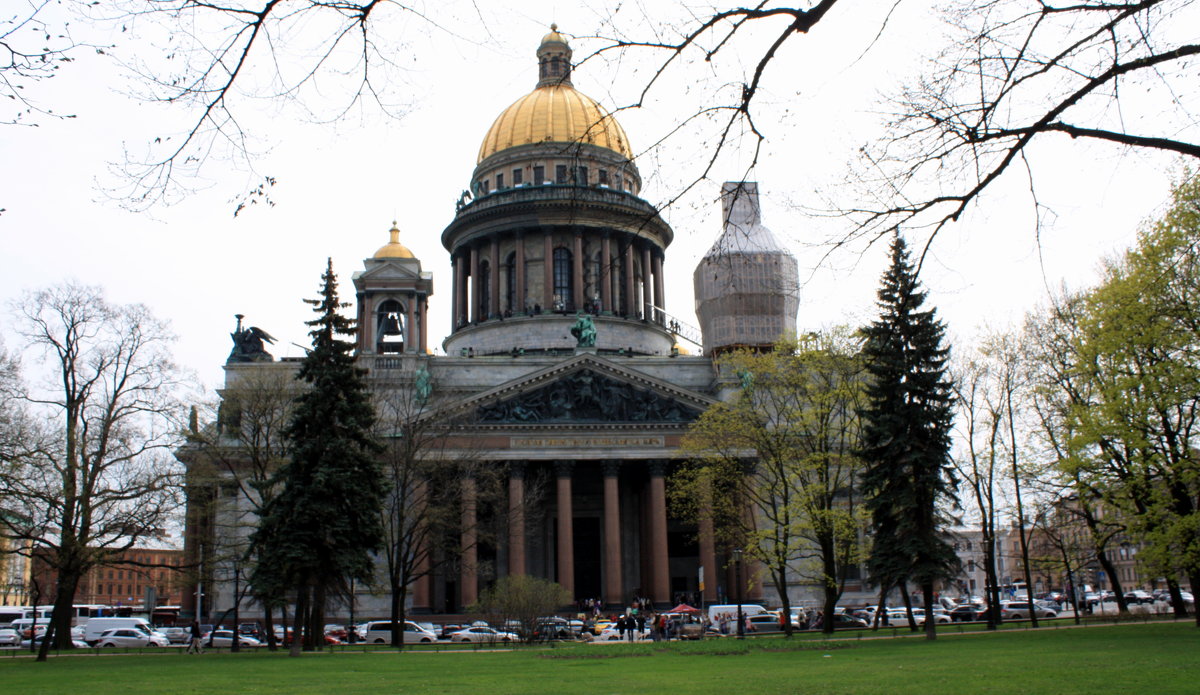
xmin=440 ymin=353 xmax=717 ymax=425
xmin=356 ymin=259 xmax=427 ymax=283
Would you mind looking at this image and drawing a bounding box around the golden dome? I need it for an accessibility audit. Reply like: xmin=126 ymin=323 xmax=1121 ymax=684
xmin=373 ymin=222 xmax=415 ymax=259
xmin=477 ymin=85 xmax=632 ymax=163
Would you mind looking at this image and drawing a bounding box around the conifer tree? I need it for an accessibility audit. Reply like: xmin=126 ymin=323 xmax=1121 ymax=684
xmin=861 ymin=234 xmax=959 ymax=640
xmin=250 ymin=259 xmax=385 ymax=655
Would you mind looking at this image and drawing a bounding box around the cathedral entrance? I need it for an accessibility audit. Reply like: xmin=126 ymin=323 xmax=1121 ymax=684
xmin=573 ymin=517 xmax=602 ymax=600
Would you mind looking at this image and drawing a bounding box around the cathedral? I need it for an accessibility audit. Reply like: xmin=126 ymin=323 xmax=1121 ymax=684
xmin=185 ymin=27 xmax=819 ymax=620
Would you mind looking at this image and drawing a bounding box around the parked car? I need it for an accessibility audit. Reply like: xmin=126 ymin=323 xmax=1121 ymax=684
xmin=204 ymin=630 xmax=262 ymax=648
xmin=448 ymin=626 xmax=518 ymax=643
xmin=96 ymin=628 xmax=170 ymax=648
xmin=1124 ymin=590 xmax=1155 ymax=605
xmin=830 ymin=613 xmax=869 ymax=629
xmin=999 ymin=601 xmax=1057 ymax=620
xmin=597 ymin=625 xmax=650 ymax=641
xmin=947 ymin=605 xmax=980 ymax=622
xmin=357 ymin=620 xmax=438 ymax=644
xmin=0 ymin=628 xmax=20 ymax=647
xmin=21 ymin=635 xmax=91 ymax=649
xmin=159 ymin=627 xmax=190 ymax=644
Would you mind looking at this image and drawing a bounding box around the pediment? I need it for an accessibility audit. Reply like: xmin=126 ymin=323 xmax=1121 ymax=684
xmin=356 ymin=259 xmax=427 ymax=283
xmin=442 ymin=353 xmax=717 ymax=426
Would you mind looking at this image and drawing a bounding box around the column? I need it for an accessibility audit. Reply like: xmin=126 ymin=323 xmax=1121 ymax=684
xmin=515 ymin=233 xmax=527 ymax=313
xmin=652 ymin=253 xmax=665 ymax=325
xmin=543 ymin=231 xmax=554 ymax=310
xmin=489 ymin=237 xmax=500 ymax=318
xmin=413 ymin=479 xmax=431 ymax=611
xmin=454 ymin=254 xmax=467 ymax=328
xmin=641 ymin=243 xmax=653 ymax=321
xmin=508 ymin=463 xmax=526 ymax=576
xmin=555 ymin=461 xmax=575 ymax=595
xmin=623 ymin=238 xmax=636 ymax=318
xmin=698 ymin=478 xmax=718 ymax=604
xmin=602 ymin=461 xmax=623 ymax=607
xmin=648 ymin=460 xmax=670 ymax=605
xmin=573 ymin=231 xmax=584 ymax=312
xmin=460 ymin=475 xmax=478 ymax=608
xmin=405 ymin=294 xmax=416 ymax=354
xmin=600 ymin=234 xmax=612 ymax=313
xmin=451 ymin=254 xmax=460 ymax=331
xmin=469 ymin=245 xmax=480 ymax=323
xmin=419 ymin=298 xmax=428 ymax=354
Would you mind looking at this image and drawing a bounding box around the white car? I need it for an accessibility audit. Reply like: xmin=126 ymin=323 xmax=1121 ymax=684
xmin=999 ymin=601 xmax=1057 ymax=620
xmin=96 ymin=628 xmax=170 ymax=648
xmin=204 ymin=630 xmax=262 ymax=648
xmin=597 ymin=626 xmax=649 ymax=641
xmin=448 ymin=626 xmax=518 ymax=643
xmin=0 ymin=628 xmax=21 ymax=647
xmin=357 ymin=620 xmax=438 ymax=644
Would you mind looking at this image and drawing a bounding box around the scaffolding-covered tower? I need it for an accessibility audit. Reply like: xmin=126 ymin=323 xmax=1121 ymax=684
xmin=693 ymin=182 xmax=799 ymax=356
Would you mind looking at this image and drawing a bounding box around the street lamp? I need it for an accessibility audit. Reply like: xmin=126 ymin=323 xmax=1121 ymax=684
xmin=732 ymin=549 xmax=744 ymax=640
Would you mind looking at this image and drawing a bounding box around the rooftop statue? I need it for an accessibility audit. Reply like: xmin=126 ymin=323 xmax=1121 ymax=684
xmin=227 ymin=314 xmax=276 ymax=363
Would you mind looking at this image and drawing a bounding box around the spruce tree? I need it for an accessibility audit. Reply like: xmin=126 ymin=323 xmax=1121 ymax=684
xmin=250 ymin=259 xmax=385 ymax=655
xmin=861 ymin=234 xmax=959 ymax=640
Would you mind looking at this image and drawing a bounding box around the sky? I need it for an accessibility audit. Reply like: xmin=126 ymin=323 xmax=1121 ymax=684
xmin=1 ymin=0 xmax=1189 ymax=394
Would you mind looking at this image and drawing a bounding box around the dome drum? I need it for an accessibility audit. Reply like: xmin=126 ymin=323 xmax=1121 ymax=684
xmin=471 ymin=142 xmax=642 ymax=201
xmin=443 ymin=313 xmax=674 ymax=357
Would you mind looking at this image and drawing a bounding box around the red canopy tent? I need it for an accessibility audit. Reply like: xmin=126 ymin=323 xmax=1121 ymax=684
xmin=665 ymin=603 xmax=701 ymax=614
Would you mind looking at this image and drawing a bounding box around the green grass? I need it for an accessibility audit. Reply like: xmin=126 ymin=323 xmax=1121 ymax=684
xmin=1 ymin=622 xmax=1196 ymax=695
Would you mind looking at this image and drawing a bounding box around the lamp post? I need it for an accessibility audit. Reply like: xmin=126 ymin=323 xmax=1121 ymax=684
xmin=733 ymin=548 xmax=744 ymax=640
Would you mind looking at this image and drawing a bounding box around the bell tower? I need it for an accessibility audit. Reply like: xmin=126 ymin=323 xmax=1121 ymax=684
xmin=353 ymin=222 xmax=435 ymax=355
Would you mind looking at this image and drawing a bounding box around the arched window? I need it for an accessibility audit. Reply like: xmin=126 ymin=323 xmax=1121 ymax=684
xmin=478 ymin=260 xmax=491 ymax=319
xmin=504 ymin=251 xmax=517 ymax=315
xmin=553 ymin=247 xmax=572 ymax=311
xmin=376 ymin=299 xmax=405 ymax=354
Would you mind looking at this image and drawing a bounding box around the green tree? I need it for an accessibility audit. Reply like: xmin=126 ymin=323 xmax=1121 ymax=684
xmin=860 ymin=234 xmax=959 ymax=641
xmin=1063 ymin=174 xmax=1200 ymax=624
xmin=676 ymin=331 xmax=869 ymax=636
xmin=250 ymin=260 xmax=385 ymax=655
xmin=470 ymin=575 xmax=571 ymax=644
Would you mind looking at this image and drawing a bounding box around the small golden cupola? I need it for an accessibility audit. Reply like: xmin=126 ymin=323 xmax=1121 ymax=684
xmin=373 ymin=221 xmax=415 ymax=259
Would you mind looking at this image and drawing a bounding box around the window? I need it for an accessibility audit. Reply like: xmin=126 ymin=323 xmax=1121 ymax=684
xmin=483 ymin=178 xmax=490 ymax=192
xmin=533 ymin=165 xmax=544 ymax=184
xmin=376 ymin=299 xmax=405 ymax=354
xmin=553 ymin=247 xmax=572 ymax=311
xmin=555 ymin=165 xmax=567 ymax=184
xmin=598 ymin=169 xmax=608 ymax=186
xmin=576 ymin=166 xmax=588 ymax=184
xmin=496 ymin=172 xmax=504 ymax=189
xmin=512 ymin=168 xmax=523 ymax=185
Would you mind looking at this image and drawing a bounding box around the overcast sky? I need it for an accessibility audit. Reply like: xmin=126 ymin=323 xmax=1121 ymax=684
xmin=2 ymin=0 xmax=1186 ymax=391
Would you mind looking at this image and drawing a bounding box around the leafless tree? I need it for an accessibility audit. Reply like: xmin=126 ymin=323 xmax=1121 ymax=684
xmin=0 ymin=283 xmax=190 ymax=661
xmin=1 ymin=0 xmax=93 ymax=127
xmin=107 ymin=0 xmax=454 ymax=211
xmin=179 ymin=365 xmax=298 ymax=650
xmin=850 ymin=0 xmax=1200 ymax=256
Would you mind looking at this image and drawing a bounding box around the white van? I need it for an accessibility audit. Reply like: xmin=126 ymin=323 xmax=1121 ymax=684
xmin=356 ymin=620 xmax=438 ymax=644
xmin=83 ymin=617 xmax=156 ymax=646
xmin=706 ymin=604 xmax=768 ymax=625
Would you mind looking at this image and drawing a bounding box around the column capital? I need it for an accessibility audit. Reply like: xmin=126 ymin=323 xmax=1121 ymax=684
xmin=555 ymin=460 xmax=575 ymax=478
xmin=509 ymin=461 xmax=527 ymax=479
xmin=602 ymin=460 xmax=621 ymax=478
xmin=647 ymin=460 xmax=669 ymax=477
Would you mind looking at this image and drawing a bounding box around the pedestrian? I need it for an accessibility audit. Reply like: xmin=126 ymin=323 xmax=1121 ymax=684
xmin=186 ymin=621 xmax=203 ymax=655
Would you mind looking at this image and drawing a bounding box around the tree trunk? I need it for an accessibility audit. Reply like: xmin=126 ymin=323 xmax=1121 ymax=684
xmin=983 ymin=538 xmax=1001 ymax=629
xmin=264 ymin=601 xmax=278 ymax=651
xmin=1094 ymin=549 xmax=1129 ymax=613
xmin=309 ymin=583 xmax=326 ymax=651
xmin=1061 ymin=548 xmax=1080 ymax=626
xmin=38 ymin=571 xmax=82 ymax=661
xmin=289 ymin=584 xmax=307 ymax=657
xmin=871 ymin=583 xmax=889 ymax=630
xmin=899 ymin=584 xmax=918 ymax=632
xmin=922 ymin=582 xmax=937 ymax=641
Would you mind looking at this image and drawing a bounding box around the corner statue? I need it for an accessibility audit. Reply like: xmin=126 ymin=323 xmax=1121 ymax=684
xmin=571 ymin=312 xmax=597 ymax=348
xmin=227 ymin=314 xmax=277 ymax=363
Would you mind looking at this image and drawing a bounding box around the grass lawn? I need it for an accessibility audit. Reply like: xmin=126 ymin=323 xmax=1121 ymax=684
xmin=1 ymin=622 xmax=1195 ymax=695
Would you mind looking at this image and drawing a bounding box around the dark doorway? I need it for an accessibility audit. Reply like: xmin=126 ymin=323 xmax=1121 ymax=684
xmin=574 ymin=517 xmax=602 ymax=600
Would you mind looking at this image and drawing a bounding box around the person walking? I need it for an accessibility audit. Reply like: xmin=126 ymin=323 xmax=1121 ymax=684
xmin=186 ymin=621 xmax=204 ymax=655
